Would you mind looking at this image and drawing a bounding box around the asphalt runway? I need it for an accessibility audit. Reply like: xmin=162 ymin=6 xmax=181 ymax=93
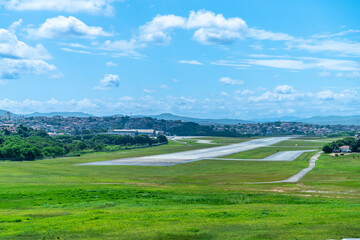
xmin=78 ymin=137 xmax=293 ymax=166
xmin=212 ymin=150 xmax=316 ymax=161
xmin=263 ymin=150 xmax=316 ymax=161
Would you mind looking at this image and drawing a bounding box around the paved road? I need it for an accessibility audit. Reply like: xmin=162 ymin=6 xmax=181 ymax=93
xmin=78 ymin=137 xmax=293 ymax=166
xmin=250 ymin=151 xmax=322 ymax=184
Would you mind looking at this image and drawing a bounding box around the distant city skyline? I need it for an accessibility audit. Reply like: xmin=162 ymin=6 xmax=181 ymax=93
xmin=0 ymin=0 xmax=359 ymax=118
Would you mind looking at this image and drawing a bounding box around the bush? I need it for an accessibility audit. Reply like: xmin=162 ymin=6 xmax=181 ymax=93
xmin=322 ymin=144 xmax=332 ymax=153
xmin=157 ymin=135 xmax=168 ymax=144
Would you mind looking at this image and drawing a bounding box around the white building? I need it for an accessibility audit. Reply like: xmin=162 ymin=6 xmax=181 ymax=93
xmin=339 ymin=145 xmax=351 ymax=153
xmin=107 ymin=129 xmax=164 ymax=137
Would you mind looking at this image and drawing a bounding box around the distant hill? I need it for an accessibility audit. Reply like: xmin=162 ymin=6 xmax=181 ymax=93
xmin=298 ymin=115 xmax=360 ymax=125
xmin=0 ymin=109 xmax=13 ymax=116
xmin=25 ymin=112 xmax=93 ymax=118
xmin=141 ymin=113 xmax=253 ymax=125
xmin=2 ymin=108 xmax=360 ymax=125
xmin=251 ymin=116 xmax=303 ymax=123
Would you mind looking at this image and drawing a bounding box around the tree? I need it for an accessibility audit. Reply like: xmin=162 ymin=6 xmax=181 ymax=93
xmin=322 ymin=144 xmax=332 ymax=153
xmin=135 ymin=135 xmax=151 ymax=145
xmin=4 ymin=129 xmax=11 ymax=135
xmin=35 ymin=130 xmax=49 ymax=138
xmin=157 ymin=135 xmax=168 ymax=144
xmin=76 ymin=142 xmax=88 ymax=151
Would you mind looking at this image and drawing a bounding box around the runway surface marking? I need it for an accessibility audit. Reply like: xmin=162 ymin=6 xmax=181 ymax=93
xmin=78 ymin=137 xmax=293 ymax=166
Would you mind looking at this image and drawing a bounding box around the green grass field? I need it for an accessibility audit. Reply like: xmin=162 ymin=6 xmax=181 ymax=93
xmin=0 ymin=137 xmax=359 ymax=239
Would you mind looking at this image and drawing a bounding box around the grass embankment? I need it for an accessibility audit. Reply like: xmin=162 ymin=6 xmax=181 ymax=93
xmin=0 ymin=137 xmax=359 ymax=239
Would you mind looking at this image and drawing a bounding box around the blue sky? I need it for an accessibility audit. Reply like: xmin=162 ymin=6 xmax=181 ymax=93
xmin=0 ymin=0 xmax=359 ymax=119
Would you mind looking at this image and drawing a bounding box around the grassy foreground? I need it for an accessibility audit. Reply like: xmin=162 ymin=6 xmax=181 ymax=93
xmin=0 ymin=137 xmax=359 ymax=239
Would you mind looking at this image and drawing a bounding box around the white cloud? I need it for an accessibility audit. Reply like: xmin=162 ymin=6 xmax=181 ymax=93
xmin=61 ymin=47 xmax=92 ymax=54
xmin=219 ymin=77 xmax=244 ymax=85
xmin=143 ymin=89 xmax=154 ymax=93
xmin=8 ymin=18 xmax=22 ymax=33
xmin=1 ymin=0 xmax=118 ymax=15
xmin=0 ymin=22 xmax=56 ymax=80
xmin=100 ymin=39 xmax=145 ymax=58
xmin=94 ymin=74 xmax=120 ymax=90
xmin=159 ymin=84 xmax=169 ymax=89
xmin=96 ymin=9 xmax=305 ymax=57
xmin=318 ymin=71 xmax=330 ymax=77
xmin=336 ymin=71 xmax=360 ymax=78
xmin=235 ymin=89 xmax=254 ymax=95
xmin=0 ymin=28 xmax=50 ymax=59
xmin=0 ymin=58 xmax=57 ymax=79
xmin=317 ymin=89 xmax=357 ymax=100
xmin=211 ymin=60 xmax=250 ymax=69
xmin=102 ymin=39 xmax=142 ymax=51
xmin=27 ymin=16 xmax=112 ymax=39
xmin=249 ymin=85 xmax=306 ymax=102
xmin=247 ymin=28 xmax=294 ymax=41
xmin=59 ymin=42 xmax=89 ymax=49
xmin=138 ymin=14 xmax=186 ymax=44
xmin=106 ymin=61 xmax=117 ymax=67
xmin=243 ymin=57 xmax=360 ymax=71
xmin=186 ymin=10 xmax=246 ymax=44
xmin=1 ymin=87 xmax=360 ymax=118
xmin=246 ymin=59 xmax=308 ymax=70
xmin=186 ymin=10 xmax=246 ymax=30
xmin=274 ymin=85 xmax=295 ymax=94
xmin=312 ymin=29 xmax=360 ymax=39
xmin=288 ymin=39 xmax=360 ymax=56
xmin=178 ymin=60 xmax=203 ymax=65
xmin=193 ymin=28 xmax=242 ymax=44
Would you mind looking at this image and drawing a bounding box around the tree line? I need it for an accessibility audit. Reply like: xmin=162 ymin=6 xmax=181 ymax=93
xmin=0 ymin=125 xmax=168 ymax=161
xmin=322 ymin=136 xmax=360 ymax=153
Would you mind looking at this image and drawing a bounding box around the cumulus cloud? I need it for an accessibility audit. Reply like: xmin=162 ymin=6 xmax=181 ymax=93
xmin=103 ymin=9 xmax=295 ymax=57
xmin=27 ymin=16 xmax=112 ymax=39
xmin=0 ymin=58 xmax=57 ymax=79
xmin=8 ymin=18 xmax=23 ymax=33
xmin=187 ymin=10 xmax=246 ymax=44
xmin=1 ymin=87 xmax=359 ymax=118
xmin=139 ymin=14 xmax=186 ymax=44
xmin=219 ymin=77 xmax=244 ymax=85
xmin=1 ymin=0 xmax=118 ymax=15
xmin=193 ymin=28 xmax=242 ymax=44
xmin=274 ymin=85 xmax=295 ymax=94
xmin=0 ymin=28 xmax=50 ymax=59
xmin=178 ymin=60 xmax=203 ymax=65
xmin=94 ymin=74 xmax=120 ymax=90
xmin=317 ymin=89 xmax=357 ymax=100
xmin=0 ymin=22 xmax=57 ymax=79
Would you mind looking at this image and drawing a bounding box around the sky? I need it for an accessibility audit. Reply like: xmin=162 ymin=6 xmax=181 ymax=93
xmin=0 ymin=0 xmax=359 ymax=119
